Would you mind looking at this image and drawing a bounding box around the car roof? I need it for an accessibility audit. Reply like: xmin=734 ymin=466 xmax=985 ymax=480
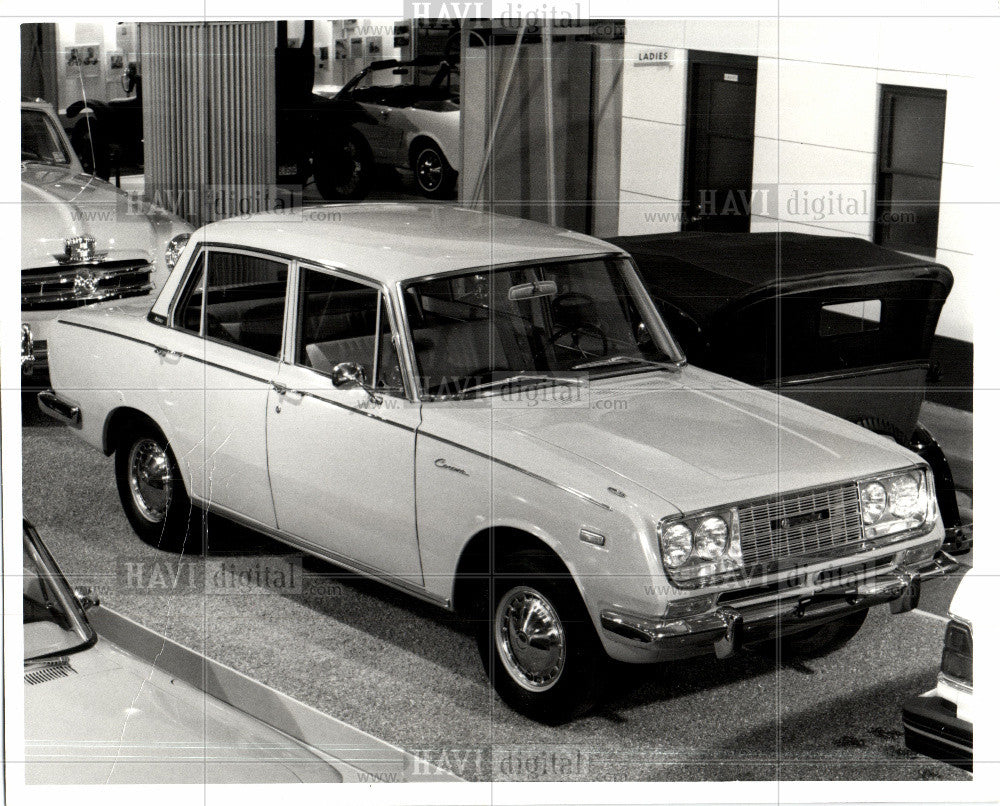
xmin=194 ymin=203 xmax=621 ymax=284
xmin=612 ymin=231 xmax=952 ymax=320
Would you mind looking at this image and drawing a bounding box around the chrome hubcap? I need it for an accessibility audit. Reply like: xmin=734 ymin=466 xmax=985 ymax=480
xmin=495 ymin=586 xmax=566 ymax=691
xmin=128 ymin=438 xmax=172 ymax=523
xmin=416 ymin=148 xmax=443 ymax=191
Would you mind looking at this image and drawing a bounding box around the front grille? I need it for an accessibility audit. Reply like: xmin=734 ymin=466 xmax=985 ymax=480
xmin=22 ymin=259 xmax=153 ymax=310
xmin=738 ymin=482 xmax=863 ymax=568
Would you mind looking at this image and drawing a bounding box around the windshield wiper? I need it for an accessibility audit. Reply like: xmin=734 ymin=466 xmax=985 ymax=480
xmin=572 ymin=354 xmax=684 ymax=373
xmin=448 ymin=373 xmax=585 ymax=399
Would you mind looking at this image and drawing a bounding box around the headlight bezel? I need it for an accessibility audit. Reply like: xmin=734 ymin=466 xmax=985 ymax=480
xmin=855 ymin=466 xmax=936 ymax=540
xmin=657 ymin=507 xmax=743 ymax=587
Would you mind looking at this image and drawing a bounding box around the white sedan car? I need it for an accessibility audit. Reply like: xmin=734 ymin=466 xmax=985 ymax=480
xmin=42 ymin=204 xmax=951 ymax=722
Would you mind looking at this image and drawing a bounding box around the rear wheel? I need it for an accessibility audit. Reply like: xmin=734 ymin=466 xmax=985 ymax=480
xmin=476 ymin=549 xmax=604 ymax=723
xmin=314 ymin=129 xmax=373 ymax=200
xmin=778 ymin=608 xmax=868 ymax=659
xmin=115 ymin=420 xmax=200 ymax=552
xmin=411 ymin=140 xmax=456 ymax=199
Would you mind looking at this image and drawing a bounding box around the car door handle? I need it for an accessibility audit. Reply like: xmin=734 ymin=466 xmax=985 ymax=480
xmin=153 ymin=346 xmax=182 ymax=360
xmin=271 ymin=381 xmax=304 ymax=401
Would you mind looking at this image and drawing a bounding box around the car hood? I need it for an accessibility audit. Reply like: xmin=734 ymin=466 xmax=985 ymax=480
xmin=24 ymin=640 xmax=349 ymax=784
xmin=482 ymin=368 xmax=918 ymax=512
xmin=21 ymin=163 xmax=162 ymax=269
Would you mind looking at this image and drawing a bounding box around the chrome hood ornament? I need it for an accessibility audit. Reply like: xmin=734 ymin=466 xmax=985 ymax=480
xmin=55 ymin=235 xmax=107 ymax=265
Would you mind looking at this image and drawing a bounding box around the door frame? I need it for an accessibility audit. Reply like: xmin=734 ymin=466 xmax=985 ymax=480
xmin=682 ymin=50 xmax=759 ymax=232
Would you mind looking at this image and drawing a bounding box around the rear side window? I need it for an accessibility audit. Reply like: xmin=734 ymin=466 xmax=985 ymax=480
xmin=203 ymin=251 xmax=288 ymax=356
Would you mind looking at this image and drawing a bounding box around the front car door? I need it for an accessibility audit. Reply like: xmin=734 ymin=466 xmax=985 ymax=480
xmin=265 ymin=263 xmax=424 ymax=586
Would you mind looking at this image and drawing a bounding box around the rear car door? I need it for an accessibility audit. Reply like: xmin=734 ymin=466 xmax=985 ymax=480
xmin=167 ymin=246 xmax=288 ymax=528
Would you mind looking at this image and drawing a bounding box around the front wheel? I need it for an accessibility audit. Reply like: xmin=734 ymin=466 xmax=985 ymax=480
xmin=114 ymin=420 xmax=200 ymax=552
xmin=778 ymin=608 xmax=869 ymax=659
xmin=476 ymin=550 xmax=604 ymax=723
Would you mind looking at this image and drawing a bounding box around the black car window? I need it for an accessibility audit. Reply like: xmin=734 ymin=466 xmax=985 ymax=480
xmin=174 ymin=253 xmax=205 ymax=334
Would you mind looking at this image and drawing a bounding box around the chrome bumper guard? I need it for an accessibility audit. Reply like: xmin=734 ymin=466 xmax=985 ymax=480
xmin=601 ymin=551 xmax=959 ymax=659
xmin=37 ymin=389 xmax=81 ymax=428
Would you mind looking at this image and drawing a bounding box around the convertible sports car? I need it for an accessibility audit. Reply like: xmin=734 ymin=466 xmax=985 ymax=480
xmin=41 ymin=204 xmax=953 ymax=722
xmin=331 ymin=58 xmax=460 ymax=198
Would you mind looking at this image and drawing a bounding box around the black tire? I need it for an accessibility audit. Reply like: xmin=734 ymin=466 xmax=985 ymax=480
xmin=476 ymin=549 xmax=604 ymax=723
xmin=114 ymin=419 xmax=201 ymax=553
xmin=778 ymin=608 xmax=869 ymax=659
xmin=410 ymin=140 xmax=457 ymax=199
xmin=314 ymin=129 xmax=373 ymax=201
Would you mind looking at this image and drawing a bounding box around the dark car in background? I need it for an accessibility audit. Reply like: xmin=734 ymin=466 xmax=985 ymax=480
xmin=612 ymin=231 xmax=970 ymax=552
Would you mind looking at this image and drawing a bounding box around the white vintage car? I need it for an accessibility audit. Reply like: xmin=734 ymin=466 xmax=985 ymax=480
xmin=20 ymin=98 xmax=191 ymax=378
xmin=41 ymin=204 xmax=952 ymax=722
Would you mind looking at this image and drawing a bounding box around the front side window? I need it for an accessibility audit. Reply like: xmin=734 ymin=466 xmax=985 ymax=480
xmin=198 ymin=251 xmax=288 ymax=356
xmin=404 ymin=256 xmax=681 ymax=397
xmin=294 ymin=267 xmax=404 ymax=394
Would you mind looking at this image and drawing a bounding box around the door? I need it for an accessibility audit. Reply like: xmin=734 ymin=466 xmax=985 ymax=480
xmin=154 ymin=247 xmax=286 ymax=529
xmin=683 ymin=52 xmax=758 ymax=232
xmin=265 ymin=264 xmax=424 ymax=585
xmin=199 ymin=248 xmax=288 ymax=527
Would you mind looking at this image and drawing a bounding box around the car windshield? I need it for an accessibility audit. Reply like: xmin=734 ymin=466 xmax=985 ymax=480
xmin=21 ymin=109 xmax=71 ymax=166
xmin=404 ymin=256 xmax=683 ymax=397
xmin=24 ymin=527 xmax=93 ymax=662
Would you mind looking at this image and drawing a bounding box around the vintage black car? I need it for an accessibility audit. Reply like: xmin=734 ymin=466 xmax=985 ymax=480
xmin=612 ymin=231 xmax=969 ymax=552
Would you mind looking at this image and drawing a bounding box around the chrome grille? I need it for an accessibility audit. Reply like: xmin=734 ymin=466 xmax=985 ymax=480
xmin=22 ymin=259 xmax=153 ymax=309
xmin=738 ymin=483 xmax=863 ymax=568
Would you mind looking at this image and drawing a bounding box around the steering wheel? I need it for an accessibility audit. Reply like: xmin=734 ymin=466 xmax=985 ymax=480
xmin=533 ymin=292 xmax=609 ymax=361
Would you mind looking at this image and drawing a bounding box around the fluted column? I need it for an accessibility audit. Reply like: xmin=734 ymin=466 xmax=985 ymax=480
xmin=141 ymin=22 xmax=276 ymax=226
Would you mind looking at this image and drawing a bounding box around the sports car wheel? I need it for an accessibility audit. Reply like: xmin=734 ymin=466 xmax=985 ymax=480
xmin=115 ymin=420 xmax=200 ymax=552
xmin=411 ymin=141 xmax=456 ymax=199
xmin=476 ymin=549 xmax=604 ymax=723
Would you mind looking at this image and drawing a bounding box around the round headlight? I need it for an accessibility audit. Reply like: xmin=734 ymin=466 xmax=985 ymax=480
xmin=693 ymin=516 xmax=729 ymax=559
xmin=860 ymin=481 xmax=887 ymax=524
xmin=660 ymin=523 xmax=693 ymax=569
xmin=165 ymin=232 xmax=191 ymax=269
xmin=889 ymin=474 xmax=922 ymax=517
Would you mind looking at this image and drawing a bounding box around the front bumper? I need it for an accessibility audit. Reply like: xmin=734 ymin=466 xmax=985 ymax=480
xmin=902 ymin=693 xmax=972 ymax=771
xmin=600 ymin=550 xmax=957 ymax=661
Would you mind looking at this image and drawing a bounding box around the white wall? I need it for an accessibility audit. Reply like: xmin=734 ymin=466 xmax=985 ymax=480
xmin=618 ymin=18 xmax=984 ymax=343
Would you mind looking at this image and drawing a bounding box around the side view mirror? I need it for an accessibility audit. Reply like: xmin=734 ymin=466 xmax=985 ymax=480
xmin=74 ymin=586 xmax=100 ymax=611
xmin=332 ymin=361 xmax=365 ymax=389
xmin=332 ymin=361 xmax=383 ymax=405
